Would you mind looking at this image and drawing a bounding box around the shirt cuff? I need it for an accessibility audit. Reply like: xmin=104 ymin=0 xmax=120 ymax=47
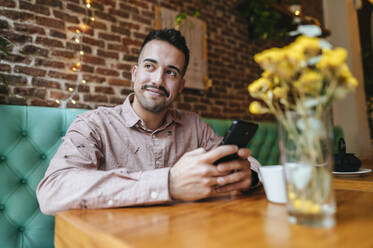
xmin=139 ymin=167 xmax=172 ymax=204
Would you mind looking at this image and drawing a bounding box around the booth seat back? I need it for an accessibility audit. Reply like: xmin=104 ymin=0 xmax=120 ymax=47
xmin=0 ymin=105 xmax=344 ymax=248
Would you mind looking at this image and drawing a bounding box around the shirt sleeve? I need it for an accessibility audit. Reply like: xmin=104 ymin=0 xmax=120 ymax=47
xmin=36 ymin=117 xmax=171 ymax=216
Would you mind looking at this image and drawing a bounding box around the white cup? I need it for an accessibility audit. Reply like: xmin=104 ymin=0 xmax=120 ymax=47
xmin=259 ymin=165 xmax=287 ymax=204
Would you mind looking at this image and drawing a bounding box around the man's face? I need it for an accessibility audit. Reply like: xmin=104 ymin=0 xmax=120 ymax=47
xmin=131 ymin=39 xmax=186 ymax=114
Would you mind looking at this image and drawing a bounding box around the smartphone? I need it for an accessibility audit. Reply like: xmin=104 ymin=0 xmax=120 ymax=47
xmin=214 ymin=120 xmax=258 ymax=165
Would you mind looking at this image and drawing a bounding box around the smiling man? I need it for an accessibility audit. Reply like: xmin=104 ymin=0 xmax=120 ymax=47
xmin=37 ymin=29 xmax=260 ymax=215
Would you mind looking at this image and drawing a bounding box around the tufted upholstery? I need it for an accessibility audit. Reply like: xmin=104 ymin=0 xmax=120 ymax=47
xmin=0 ymin=105 xmax=344 ymax=248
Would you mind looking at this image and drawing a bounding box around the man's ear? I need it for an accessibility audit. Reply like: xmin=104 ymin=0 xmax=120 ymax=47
xmin=131 ymin=65 xmax=137 ymax=82
xmin=178 ymin=78 xmax=185 ymax=94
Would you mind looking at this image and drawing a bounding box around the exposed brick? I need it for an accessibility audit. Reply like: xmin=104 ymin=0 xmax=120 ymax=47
xmin=82 ymin=74 xmax=105 ymax=83
xmin=116 ymin=63 xmax=131 ymax=71
xmin=133 ymin=32 xmax=146 ymax=40
xmin=97 ymin=49 xmax=118 ymax=59
xmin=66 ymin=102 xmax=91 ymax=109
xmin=129 ymin=0 xmax=149 ymax=9
xmin=111 ymin=25 xmax=130 ymax=36
xmin=50 ymin=90 xmax=70 ymax=99
xmin=53 ymin=10 xmax=80 ymax=24
xmin=96 ymin=0 xmax=116 ymax=7
xmin=119 ymin=3 xmax=139 ymax=14
xmin=0 ymin=31 xmax=32 ymax=44
xmin=66 ymin=42 xmax=92 ymax=53
xmin=48 ymin=70 xmax=77 ymax=81
xmin=21 ymin=45 xmax=49 ymax=57
xmin=132 ymin=13 xmax=152 ymax=25
xmin=52 ymin=50 xmax=75 ymax=58
xmin=9 ymin=96 xmax=27 ymax=105
xmin=120 ymin=88 xmax=133 ymax=95
xmin=122 ymin=71 xmax=131 ymax=79
xmin=177 ymin=102 xmax=192 ymax=110
xmin=96 ymin=67 xmax=119 ymax=76
xmin=50 ymin=29 xmax=67 ymax=39
xmin=66 ymin=3 xmax=86 ymax=15
xmin=0 ymin=0 xmax=16 ymax=8
xmin=110 ymin=96 xmax=124 ymax=104
xmin=108 ymin=78 xmax=130 ymax=86
xmin=91 ymin=1 xmax=104 ymax=11
xmin=122 ymin=38 xmax=142 ymax=46
xmin=66 ymin=83 xmax=90 ymax=93
xmin=82 ymin=36 xmax=105 ymax=48
xmin=4 ymin=54 xmax=32 ymax=64
xmin=0 ymin=64 xmax=11 ymax=72
xmin=0 ymin=19 xmax=8 ymax=29
xmin=82 ymin=55 xmax=105 ymax=65
xmin=32 ymin=77 xmax=61 ymax=89
xmin=14 ymin=23 xmax=45 ymax=35
xmin=108 ymin=43 xmax=128 ymax=52
xmin=118 ymin=21 xmax=140 ymax=30
xmin=141 ymin=10 xmax=154 ymax=19
xmin=90 ymin=20 xmax=107 ymax=30
xmin=0 ymin=85 xmax=9 ymax=94
xmin=35 ymin=16 xmax=65 ymax=30
xmin=98 ymin=32 xmax=121 ymax=42
xmin=0 ymin=10 xmax=34 ymax=21
xmin=131 ymin=47 xmax=140 ymax=54
xmin=95 ymin=86 xmax=114 ymax=94
xmin=14 ymin=87 xmax=46 ymax=98
xmin=84 ymin=94 xmax=108 ymax=102
xmin=36 ymin=36 xmax=64 ymax=48
xmin=36 ymin=0 xmax=63 ymax=8
xmin=20 ymin=0 xmax=50 ymax=15
xmin=81 ymin=64 xmax=94 ymax=73
xmin=109 ymin=8 xmax=130 ymax=19
xmin=35 ymin=59 xmax=65 ymax=69
xmin=14 ymin=66 xmax=46 ymax=77
xmin=94 ymin=11 xmax=116 ymax=22
xmin=31 ymin=98 xmax=60 ymax=107
xmin=122 ymin=54 xmax=137 ymax=62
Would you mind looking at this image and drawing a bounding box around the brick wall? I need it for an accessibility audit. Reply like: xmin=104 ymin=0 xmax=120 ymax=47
xmin=0 ymin=0 xmax=322 ymax=120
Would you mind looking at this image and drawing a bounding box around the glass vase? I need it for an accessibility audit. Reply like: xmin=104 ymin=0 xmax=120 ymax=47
xmin=278 ymin=109 xmax=336 ymax=228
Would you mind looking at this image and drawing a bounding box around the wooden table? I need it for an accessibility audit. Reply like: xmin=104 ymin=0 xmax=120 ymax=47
xmin=55 ymin=186 xmax=373 ymax=248
xmin=333 ymin=160 xmax=373 ymax=192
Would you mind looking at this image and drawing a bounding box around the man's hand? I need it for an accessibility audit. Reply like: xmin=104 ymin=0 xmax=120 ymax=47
xmin=169 ymin=146 xmax=252 ymax=201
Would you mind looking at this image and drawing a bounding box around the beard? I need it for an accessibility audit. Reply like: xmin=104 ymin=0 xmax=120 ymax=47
xmin=134 ymin=85 xmax=170 ymax=113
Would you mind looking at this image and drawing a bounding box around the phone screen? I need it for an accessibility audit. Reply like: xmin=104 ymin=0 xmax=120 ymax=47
xmin=214 ymin=120 xmax=258 ymax=165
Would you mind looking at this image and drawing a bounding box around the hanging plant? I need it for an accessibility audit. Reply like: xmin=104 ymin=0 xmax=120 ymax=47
xmin=235 ymin=0 xmax=295 ymax=41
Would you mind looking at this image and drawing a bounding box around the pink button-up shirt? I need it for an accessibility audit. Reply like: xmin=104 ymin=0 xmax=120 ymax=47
xmin=37 ymin=94 xmax=260 ymax=215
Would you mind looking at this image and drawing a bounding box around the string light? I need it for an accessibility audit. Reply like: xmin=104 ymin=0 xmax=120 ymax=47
xmin=56 ymin=0 xmax=95 ymax=107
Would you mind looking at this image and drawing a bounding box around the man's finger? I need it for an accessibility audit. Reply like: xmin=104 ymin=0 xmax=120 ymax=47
xmin=201 ymin=145 xmax=238 ymax=164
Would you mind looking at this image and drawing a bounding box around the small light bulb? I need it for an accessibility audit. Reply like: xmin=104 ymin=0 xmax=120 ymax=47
xmin=56 ymin=100 xmax=60 ymax=104
xmin=68 ymin=88 xmax=74 ymax=92
xmin=90 ymin=17 xmax=95 ymax=21
xmin=80 ymin=51 xmax=84 ymax=55
xmin=82 ymin=80 xmax=87 ymax=84
xmin=75 ymin=29 xmax=80 ymax=33
xmin=295 ymin=10 xmax=300 ymax=16
xmin=71 ymin=100 xmax=76 ymax=104
xmin=75 ymin=38 xmax=80 ymax=43
xmin=86 ymin=3 xmax=91 ymax=8
xmin=71 ymin=67 xmax=77 ymax=72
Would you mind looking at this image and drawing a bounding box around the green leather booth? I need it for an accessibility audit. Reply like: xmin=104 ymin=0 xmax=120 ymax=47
xmin=0 ymin=105 xmax=344 ymax=248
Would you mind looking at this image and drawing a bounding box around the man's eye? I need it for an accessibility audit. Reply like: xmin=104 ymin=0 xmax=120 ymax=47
xmin=167 ymin=70 xmax=177 ymax=77
xmin=145 ymin=64 xmax=154 ymax=70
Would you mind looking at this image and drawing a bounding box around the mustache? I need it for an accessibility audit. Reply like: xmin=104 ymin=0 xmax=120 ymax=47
xmin=141 ymin=85 xmax=170 ymax=97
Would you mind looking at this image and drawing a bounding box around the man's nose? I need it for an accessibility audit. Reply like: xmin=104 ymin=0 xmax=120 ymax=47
xmin=151 ymin=69 xmax=164 ymax=86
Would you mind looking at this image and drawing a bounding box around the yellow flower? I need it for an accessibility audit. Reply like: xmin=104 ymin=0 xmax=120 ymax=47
xmin=290 ymin=36 xmax=320 ymax=58
xmin=273 ymin=87 xmax=287 ymax=98
xmin=294 ymin=70 xmax=323 ymax=95
xmin=249 ymin=101 xmax=269 ymax=114
xmin=317 ymin=47 xmax=347 ymax=70
xmin=248 ymin=77 xmax=273 ymax=95
xmin=346 ymin=76 xmax=358 ymax=89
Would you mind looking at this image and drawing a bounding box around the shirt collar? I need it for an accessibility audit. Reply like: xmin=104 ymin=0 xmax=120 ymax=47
xmin=121 ymin=93 xmax=183 ymax=128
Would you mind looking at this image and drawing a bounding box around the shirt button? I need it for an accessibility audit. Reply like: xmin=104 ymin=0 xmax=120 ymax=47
xmin=151 ymin=191 xmax=158 ymax=199
xmin=108 ymin=200 xmax=113 ymax=206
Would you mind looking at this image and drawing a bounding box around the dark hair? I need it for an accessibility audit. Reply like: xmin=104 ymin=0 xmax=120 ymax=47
xmin=140 ymin=29 xmax=190 ymax=75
